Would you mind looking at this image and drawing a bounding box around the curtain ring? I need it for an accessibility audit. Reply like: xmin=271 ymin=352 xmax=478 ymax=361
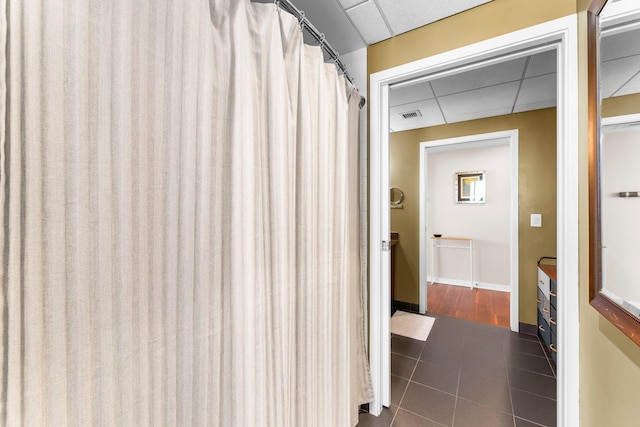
xmin=333 ymin=52 xmax=340 ymax=64
xmin=298 ymin=11 xmax=305 ymax=26
xmin=319 ymin=33 xmax=326 ymax=46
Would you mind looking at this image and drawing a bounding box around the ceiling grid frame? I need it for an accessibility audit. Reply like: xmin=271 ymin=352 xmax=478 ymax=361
xmin=369 ymin=0 xmax=395 ymax=38
xmin=253 ymin=0 xmax=640 ymax=131
xmin=510 ymin=56 xmax=532 ymax=114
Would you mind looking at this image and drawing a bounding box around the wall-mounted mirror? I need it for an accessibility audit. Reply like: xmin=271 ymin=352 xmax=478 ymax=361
xmin=589 ymin=0 xmax=640 ymax=345
xmin=390 ymin=187 xmax=404 ymax=209
xmin=454 ymin=170 xmax=485 ymax=204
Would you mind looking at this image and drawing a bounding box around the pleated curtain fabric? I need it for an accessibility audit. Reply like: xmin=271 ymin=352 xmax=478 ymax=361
xmin=0 ymin=0 xmax=373 ymax=425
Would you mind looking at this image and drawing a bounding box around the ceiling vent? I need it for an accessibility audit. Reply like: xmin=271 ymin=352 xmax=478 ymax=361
xmin=400 ymin=110 xmax=422 ymax=119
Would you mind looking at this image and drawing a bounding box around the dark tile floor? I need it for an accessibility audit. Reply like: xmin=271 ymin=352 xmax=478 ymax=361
xmin=358 ymin=314 xmax=557 ymax=427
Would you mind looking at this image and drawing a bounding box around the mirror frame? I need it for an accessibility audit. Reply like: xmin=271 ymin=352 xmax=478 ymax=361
xmin=390 ymin=187 xmax=404 ymax=209
xmin=454 ymin=170 xmax=486 ymax=204
xmin=588 ymin=0 xmax=640 ymax=345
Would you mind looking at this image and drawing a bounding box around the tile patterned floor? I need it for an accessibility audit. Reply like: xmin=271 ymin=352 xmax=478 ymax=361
xmin=358 ymin=315 xmax=557 ymax=427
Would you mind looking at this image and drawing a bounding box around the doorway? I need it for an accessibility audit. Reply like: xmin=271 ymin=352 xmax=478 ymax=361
xmin=368 ymin=15 xmax=580 ymax=425
xmin=419 ymin=131 xmax=519 ymax=330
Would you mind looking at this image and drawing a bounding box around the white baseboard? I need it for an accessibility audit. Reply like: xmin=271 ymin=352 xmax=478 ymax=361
xmin=428 ymin=277 xmax=510 ymax=293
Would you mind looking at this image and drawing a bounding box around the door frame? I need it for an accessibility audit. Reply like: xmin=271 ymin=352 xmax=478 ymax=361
xmin=368 ymin=15 xmax=580 ymax=426
xmin=418 ymin=130 xmax=519 ymax=331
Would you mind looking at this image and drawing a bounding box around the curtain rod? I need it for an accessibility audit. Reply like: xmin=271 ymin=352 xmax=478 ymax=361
xmin=274 ymin=0 xmax=366 ymax=108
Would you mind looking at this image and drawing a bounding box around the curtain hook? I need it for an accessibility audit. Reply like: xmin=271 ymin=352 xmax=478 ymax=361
xmin=274 ymin=0 xmax=280 ymax=11
xmin=319 ymin=33 xmax=326 ymax=46
xmin=332 ymin=55 xmax=340 ymax=69
xmin=298 ymin=11 xmax=305 ymax=26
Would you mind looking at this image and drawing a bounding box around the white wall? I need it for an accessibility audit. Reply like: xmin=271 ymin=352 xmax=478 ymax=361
xmin=427 ymin=141 xmax=510 ymax=290
xmin=601 ymin=125 xmax=640 ymax=306
xmin=340 ymin=47 xmax=370 ymax=336
xmin=340 ymin=48 xmax=367 ymax=246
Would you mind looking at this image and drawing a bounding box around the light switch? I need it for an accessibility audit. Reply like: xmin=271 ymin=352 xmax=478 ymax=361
xmin=531 ymin=214 xmax=542 ymax=227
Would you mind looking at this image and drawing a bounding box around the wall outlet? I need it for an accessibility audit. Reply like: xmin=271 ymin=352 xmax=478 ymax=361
xmin=531 ymin=214 xmax=542 ymax=227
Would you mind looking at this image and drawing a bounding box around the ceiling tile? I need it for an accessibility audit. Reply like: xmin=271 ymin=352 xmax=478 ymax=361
xmin=390 ymin=99 xmax=445 ymax=132
xmin=376 ymin=0 xmax=492 ymax=36
xmin=614 ymin=70 xmax=640 ymax=97
xmin=524 ymin=50 xmax=557 ymax=78
xmin=601 ymin=27 xmax=640 ymax=62
xmin=429 ymin=57 xmax=527 ymax=96
xmin=438 ymin=81 xmax=520 ymax=123
xmin=601 ymin=55 xmax=640 ymax=98
xmin=339 ymin=0 xmax=366 ymax=9
xmin=390 ymin=83 xmax=434 ymax=107
xmin=346 ymin=1 xmax=392 ymax=45
xmin=513 ymin=74 xmax=557 ymax=113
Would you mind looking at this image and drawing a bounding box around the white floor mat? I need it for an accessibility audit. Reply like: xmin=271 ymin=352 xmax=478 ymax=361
xmin=390 ymin=311 xmax=435 ymax=341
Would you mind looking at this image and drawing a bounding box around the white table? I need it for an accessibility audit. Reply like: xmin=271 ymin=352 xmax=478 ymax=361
xmin=430 ymin=236 xmax=474 ymax=289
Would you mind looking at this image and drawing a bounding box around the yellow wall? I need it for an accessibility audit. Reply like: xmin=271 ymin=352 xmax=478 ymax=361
xmin=602 ymin=92 xmax=640 ymax=117
xmin=390 ymin=109 xmax=557 ymax=325
xmin=368 ymin=0 xmax=575 ymax=75
xmin=577 ymin=11 xmax=640 ymax=425
xmin=369 ymin=0 xmax=640 ymax=424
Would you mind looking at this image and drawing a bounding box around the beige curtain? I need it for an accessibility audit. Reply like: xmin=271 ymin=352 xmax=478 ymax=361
xmin=0 ymin=0 xmax=372 ymax=425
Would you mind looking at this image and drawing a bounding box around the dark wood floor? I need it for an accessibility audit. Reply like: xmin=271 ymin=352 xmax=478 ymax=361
xmin=427 ymin=282 xmax=510 ymax=328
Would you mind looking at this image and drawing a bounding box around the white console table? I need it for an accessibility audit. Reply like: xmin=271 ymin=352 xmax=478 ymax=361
xmin=430 ymin=236 xmax=474 ymax=289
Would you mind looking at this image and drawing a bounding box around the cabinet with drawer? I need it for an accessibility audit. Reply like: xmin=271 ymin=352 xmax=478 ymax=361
xmin=537 ymin=258 xmax=557 ymax=366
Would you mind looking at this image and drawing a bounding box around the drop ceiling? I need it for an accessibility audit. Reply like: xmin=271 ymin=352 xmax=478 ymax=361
xmin=390 ymin=50 xmax=558 ymax=132
xmin=601 ymin=25 xmax=640 ymax=98
xmin=252 ymin=0 xmax=640 ymax=132
xmin=253 ymin=0 xmax=493 ymax=55
xmin=390 ymin=24 xmax=640 ymax=132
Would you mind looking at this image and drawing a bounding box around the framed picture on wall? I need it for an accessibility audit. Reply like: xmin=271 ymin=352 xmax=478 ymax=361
xmin=455 ymin=171 xmax=485 ymax=204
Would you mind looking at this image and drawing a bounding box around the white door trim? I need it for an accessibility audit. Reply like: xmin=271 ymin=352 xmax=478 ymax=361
xmin=368 ymin=83 xmax=391 ymax=410
xmin=368 ymin=14 xmax=580 ymax=426
xmin=418 ymin=130 xmax=519 ymax=332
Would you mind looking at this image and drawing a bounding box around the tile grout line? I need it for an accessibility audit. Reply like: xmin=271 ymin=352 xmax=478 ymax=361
xmin=405 ymin=379 xmax=459 ymax=400
xmin=502 ymin=340 xmax=520 ymax=427
xmin=514 ymin=415 xmax=548 ymax=426
xmin=450 ymin=335 xmax=465 ymax=427
xmin=381 ymin=316 xmax=556 ymax=427
xmin=400 ymin=333 xmax=449 ymax=427
xmin=509 ymin=383 xmax=557 ymax=402
xmin=392 ymin=332 xmax=452 ymax=426
xmin=532 ymin=333 xmax=557 ymax=378
xmin=507 ymin=336 xmax=557 ymax=426
xmin=508 ymin=365 xmax=556 ymax=378
xmin=387 ymin=336 xmax=425 ymax=425
xmin=390 ymin=350 xmax=422 ymax=426
xmin=392 ymin=407 xmax=448 ymax=427
xmin=504 ymin=350 xmax=517 ymax=427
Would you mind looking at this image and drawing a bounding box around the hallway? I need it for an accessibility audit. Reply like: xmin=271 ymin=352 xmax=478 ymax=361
xmin=357 ymin=315 xmax=557 ymax=426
